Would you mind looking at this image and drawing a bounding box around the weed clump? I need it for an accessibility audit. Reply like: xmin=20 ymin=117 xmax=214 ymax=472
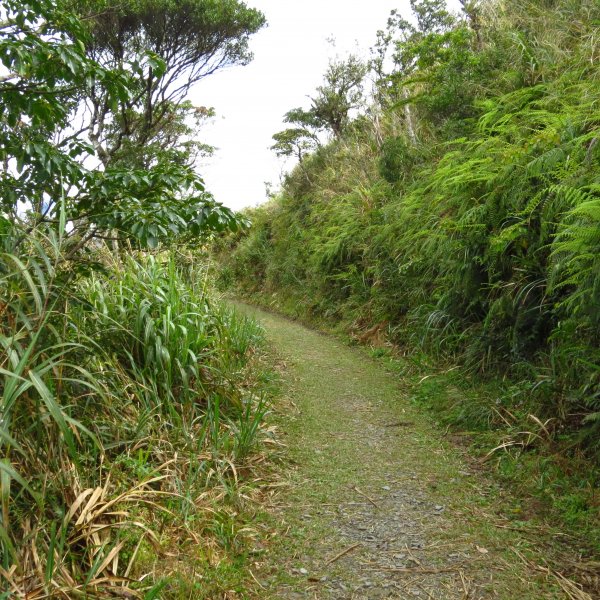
xmin=0 ymin=220 xmax=270 ymax=597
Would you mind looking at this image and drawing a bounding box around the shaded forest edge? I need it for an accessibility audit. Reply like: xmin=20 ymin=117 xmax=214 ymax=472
xmin=214 ymin=0 xmax=600 ymax=561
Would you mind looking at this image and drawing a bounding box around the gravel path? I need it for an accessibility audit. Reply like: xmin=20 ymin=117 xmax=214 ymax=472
xmin=240 ymin=304 xmax=571 ymax=599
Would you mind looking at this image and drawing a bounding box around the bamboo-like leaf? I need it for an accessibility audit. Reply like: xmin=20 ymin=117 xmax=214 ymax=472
xmin=28 ymin=370 xmax=77 ymax=457
xmin=0 ymin=253 xmax=43 ymax=314
xmin=0 ymin=522 xmax=17 ymax=563
xmin=0 ymin=459 xmax=40 ymax=506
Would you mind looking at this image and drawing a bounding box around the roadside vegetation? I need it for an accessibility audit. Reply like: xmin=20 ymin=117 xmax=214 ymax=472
xmin=216 ymin=0 xmax=600 ymax=559
xmin=1 ymin=222 xmax=271 ymax=597
xmin=0 ymin=0 xmax=272 ymax=596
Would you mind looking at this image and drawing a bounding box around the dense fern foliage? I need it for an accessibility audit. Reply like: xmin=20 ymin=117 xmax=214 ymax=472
xmin=219 ymin=0 xmax=600 ymax=454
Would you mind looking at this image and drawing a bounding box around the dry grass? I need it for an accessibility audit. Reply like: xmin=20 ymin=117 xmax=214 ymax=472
xmin=0 ymin=226 xmax=274 ymax=597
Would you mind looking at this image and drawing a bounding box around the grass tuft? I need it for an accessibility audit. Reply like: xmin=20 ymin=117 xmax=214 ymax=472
xmin=0 ymin=220 xmax=271 ymax=597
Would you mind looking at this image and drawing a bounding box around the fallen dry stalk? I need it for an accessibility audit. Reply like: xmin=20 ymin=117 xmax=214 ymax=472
xmin=512 ymin=549 xmax=594 ymax=600
xmin=371 ymin=566 xmax=462 ymax=575
xmin=325 ymin=543 xmax=361 ymax=566
xmin=459 ymin=569 xmax=472 ymax=599
xmin=350 ymin=485 xmax=380 ymax=509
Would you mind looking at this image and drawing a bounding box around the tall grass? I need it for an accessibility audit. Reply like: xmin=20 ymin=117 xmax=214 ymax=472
xmin=0 ymin=219 xmax=268 ymax=597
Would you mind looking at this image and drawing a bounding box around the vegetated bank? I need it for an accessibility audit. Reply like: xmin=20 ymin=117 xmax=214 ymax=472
xmin=1 ymin=221 xmax=272 ymax=597
xmin=215 ymin=0 xmax=600 ymax=557
xmin=0 ymin=0 xmax=273 ymax=596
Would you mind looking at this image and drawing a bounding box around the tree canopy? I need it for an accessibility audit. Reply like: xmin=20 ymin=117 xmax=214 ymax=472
xmin=0 ymin=0 xmax=265 ymax=247
xmin=271 ymin=55 xmax=368 ymax=154
xmin=75 ymin=0 xmax=266 ymax=167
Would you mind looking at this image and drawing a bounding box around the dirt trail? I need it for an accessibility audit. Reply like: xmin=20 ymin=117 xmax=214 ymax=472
xmin=241 ymin=304 xmax=571 ymax=599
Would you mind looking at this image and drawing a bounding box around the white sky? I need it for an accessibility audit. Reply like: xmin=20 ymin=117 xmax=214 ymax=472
xmin=190 ymin=0 xmax=415 ymax=211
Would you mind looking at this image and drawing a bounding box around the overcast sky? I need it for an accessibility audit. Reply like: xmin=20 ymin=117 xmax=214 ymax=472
xmin=190 ymin=1 xmax=419 ymax=211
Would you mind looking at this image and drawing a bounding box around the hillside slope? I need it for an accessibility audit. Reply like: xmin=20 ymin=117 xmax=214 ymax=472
xmin=216 ymin=0 xmax=600 ymax=558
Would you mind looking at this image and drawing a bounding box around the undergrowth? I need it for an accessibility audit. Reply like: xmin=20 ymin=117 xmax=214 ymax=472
xmin=373 ymin=348 xmax=600 ymax=557
xmin=0 ymin=218 xmax=271 ymax=598
xmin=215 ymin=0 xmax=600 ymax=558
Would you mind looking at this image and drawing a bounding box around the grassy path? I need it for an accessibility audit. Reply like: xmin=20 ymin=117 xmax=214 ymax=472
xmin=240 ymin=304 xmax=575 ymax=599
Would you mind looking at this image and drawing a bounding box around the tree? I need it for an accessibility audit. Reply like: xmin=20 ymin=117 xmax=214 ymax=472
xmin=271 ymin=55 xmax=367 ymax=166
xmin=71 ymin=0 xmax=266 ymax=245
xmin=270 ymin=107 xmax=322 ymax=162
xmin=0 ymin=0 xmax=265 ymax=247
xmin=410 ymin=0 xmax=454 ymax=34
xmin=372 ymin=0 xmax=492 ymax=137
xmin=271 ymin=128 xmax=318 ymax=163
xmin=0 ymin=0 xmax=129 ymax=220
xmin=310 ymin=55 xmax=367 ymax=139
xmin=74 ymin=0 xmax=266 ymax=168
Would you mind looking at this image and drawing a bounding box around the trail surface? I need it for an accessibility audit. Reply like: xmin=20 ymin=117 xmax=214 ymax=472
xmin=241 ymin=304 xmax=570 ymax=599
